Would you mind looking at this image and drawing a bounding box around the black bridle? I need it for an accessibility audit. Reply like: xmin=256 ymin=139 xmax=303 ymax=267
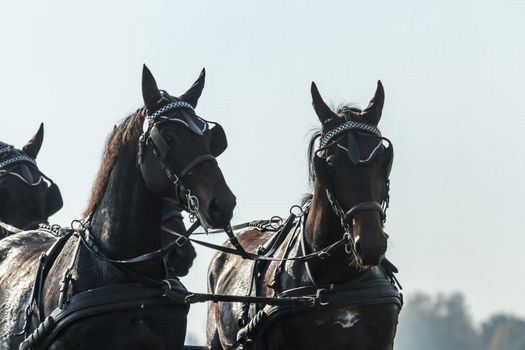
xmin=313 ymin=118 xmax=394 ymax=253
xmin=138 ymin=99 xmax=227 ymax=229
xmin=0 ymin=145 xmax=42 ymax=187
xmin=0 ymin=145 xmax=62 ymax=231
xmin=14 ymin=114 xmax=399 ymax=349
xmin=16 ymin=100 xmax=229 ymax=348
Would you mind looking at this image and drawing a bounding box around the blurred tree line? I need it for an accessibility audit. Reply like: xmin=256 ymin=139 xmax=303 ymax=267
xmin=395 ymin=292 xmax=525 ymax=350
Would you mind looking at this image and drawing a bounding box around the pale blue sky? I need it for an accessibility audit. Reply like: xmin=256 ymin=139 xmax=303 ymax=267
xmin=1 ymin=0 xmax=523 ymax=342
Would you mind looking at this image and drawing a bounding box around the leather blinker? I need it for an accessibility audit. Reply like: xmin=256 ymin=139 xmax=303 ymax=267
xmin=209 ymin=123 xmax=227 ymax=157
xmin=45 ymin=182 xmax=63 ymax=217
xmin=346 ymin=133 xmax=361 ymax=165
xmin=384 ymin=142 xmax=394 ymax=177
xmin=149 ymin=126 xmax=169 ymax=161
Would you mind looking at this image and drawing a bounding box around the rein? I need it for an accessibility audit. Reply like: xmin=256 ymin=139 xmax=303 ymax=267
xmin=166 ymin=204 xmax=350 ymax=263
xmin=15 ymin=218 xmax=201 ymax=349
xmin=180 ymin=119 xmax=394 ymax=264
xmin=76 ymin=219 xmax=201 ymax=266
xmin=15 ymin=219 xmax=342 ymax=350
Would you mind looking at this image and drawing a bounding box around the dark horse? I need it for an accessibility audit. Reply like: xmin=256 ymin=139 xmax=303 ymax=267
xmin=0 ymin=124 xmax=63 ymax=236
xmin=0 ymin=65 xmax=236 ymax=350
xmin=207 ymin=82 xmax=401 ymax=349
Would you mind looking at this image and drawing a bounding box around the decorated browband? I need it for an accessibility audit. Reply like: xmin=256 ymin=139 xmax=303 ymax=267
xmin=144 ymin=100 xmax=206 ymax=137
xmin=0 ymin=145 xmax=37 ymax=170
xmin=320 ymin=121 xmax=382 ymax=148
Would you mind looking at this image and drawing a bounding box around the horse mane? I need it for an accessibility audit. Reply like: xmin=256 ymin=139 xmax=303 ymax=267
xmin=335 ymin=104 xmax=362 ymax=115
xmin=83 ymin=108 xmax=146 ymax=217
xmin=307 ymin=129 xmax=321 ymax=184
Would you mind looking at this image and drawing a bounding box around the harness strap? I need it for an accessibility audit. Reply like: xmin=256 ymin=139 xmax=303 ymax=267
xmin=20 ymin=282 xmax=189 ymax=350
xmin=181 ymin=292 xmax=316 ymax=307
xmin=257 ymin=213 xmax=297 ymax=257
xmin=78 ymin=220 xmax=201 ymax=265
xmin=239 ymin=213 xmax=300 ymax=327
xmin=15 ymin=230 xmax=74 ymax=339
xmin=0 ymin=221 xmax=22 ymax=236
xmin=0 ymin=221 xmax=47 ymax=239
xmin=236 ymin=274 xmax=403 ymax=345
xmin=178 ymin=154 xmax=216 ymax=179
xmin=34 ymin=232 xmax=75 ymax=321
xmin=191 ymin=217 xmax=284 ymax=235
xmin=224 ymin=224 xmax=248 ymax=255
xmin=182 ymin=233 xmax=346 ymax=262
xmin=343 ymin=201 xmax=384 ymax=224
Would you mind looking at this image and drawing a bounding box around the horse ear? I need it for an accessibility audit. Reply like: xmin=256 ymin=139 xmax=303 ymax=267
xmin=360 ymin=80 xmax=385 ymax=125
xmin=22 ymin=123 xmax=44 ymax=159
xmin=311 ymin=82 xmax=337 ymax=124
xmin=142 ymin=64 xmax=162 ymax=113
xmin=179 ymin=68 xmax=206 ymax=108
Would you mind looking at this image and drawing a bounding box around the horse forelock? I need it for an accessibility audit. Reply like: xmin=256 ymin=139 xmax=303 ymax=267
xmin=83 ymin=108 xmax=146 ymax=218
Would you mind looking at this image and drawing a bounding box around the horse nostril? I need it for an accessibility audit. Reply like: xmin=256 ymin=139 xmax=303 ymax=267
xmin=353 ymin=237 xmax=386 ymax=266
xmin=208 ymin=198 xmax=222 ymax=220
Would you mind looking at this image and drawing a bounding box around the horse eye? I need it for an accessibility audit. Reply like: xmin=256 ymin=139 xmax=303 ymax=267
xmin=164 ymin=135 xmax=173 ymax=144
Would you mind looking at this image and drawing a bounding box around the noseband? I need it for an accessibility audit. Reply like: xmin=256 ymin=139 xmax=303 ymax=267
xmin=315 ymin=119 xmax=393 ymax=250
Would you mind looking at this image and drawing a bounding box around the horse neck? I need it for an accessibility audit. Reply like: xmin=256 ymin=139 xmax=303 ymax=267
xmin=81 ymin=150 xmax=164 ymax=284
xmin=304 ymin=184 xmax=363 ymax=283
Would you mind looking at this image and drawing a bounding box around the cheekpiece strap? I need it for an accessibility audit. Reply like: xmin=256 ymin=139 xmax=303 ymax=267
xmin=146 ymin=101 xmax=195 ymax=120
xmin=320 ymin=121 xmax=381 ymax=148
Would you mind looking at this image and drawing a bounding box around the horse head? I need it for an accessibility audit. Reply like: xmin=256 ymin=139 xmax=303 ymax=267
xmin=139 ymin=65 xmax=236 ymax=229
xmin=310 ymin=81 xmax=393 ymax=267
xmin=0 ymin=124 xmax=62 ymax=231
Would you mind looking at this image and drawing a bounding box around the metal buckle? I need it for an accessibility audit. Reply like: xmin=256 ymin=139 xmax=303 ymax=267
xmin=269 ymin=216 xmax=283 ymax=230
xmin=175 ymin=234 xmax=188 ymax=247
xmin=165 ymin=167 xmax=179 ymax=184
xmin=290 ymin=205 xmax=304 ymax=217
xmin=341 ymin=227 xmax=355 ymax=254
xmin=316 ymin=288 xmax=330 ymax=306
